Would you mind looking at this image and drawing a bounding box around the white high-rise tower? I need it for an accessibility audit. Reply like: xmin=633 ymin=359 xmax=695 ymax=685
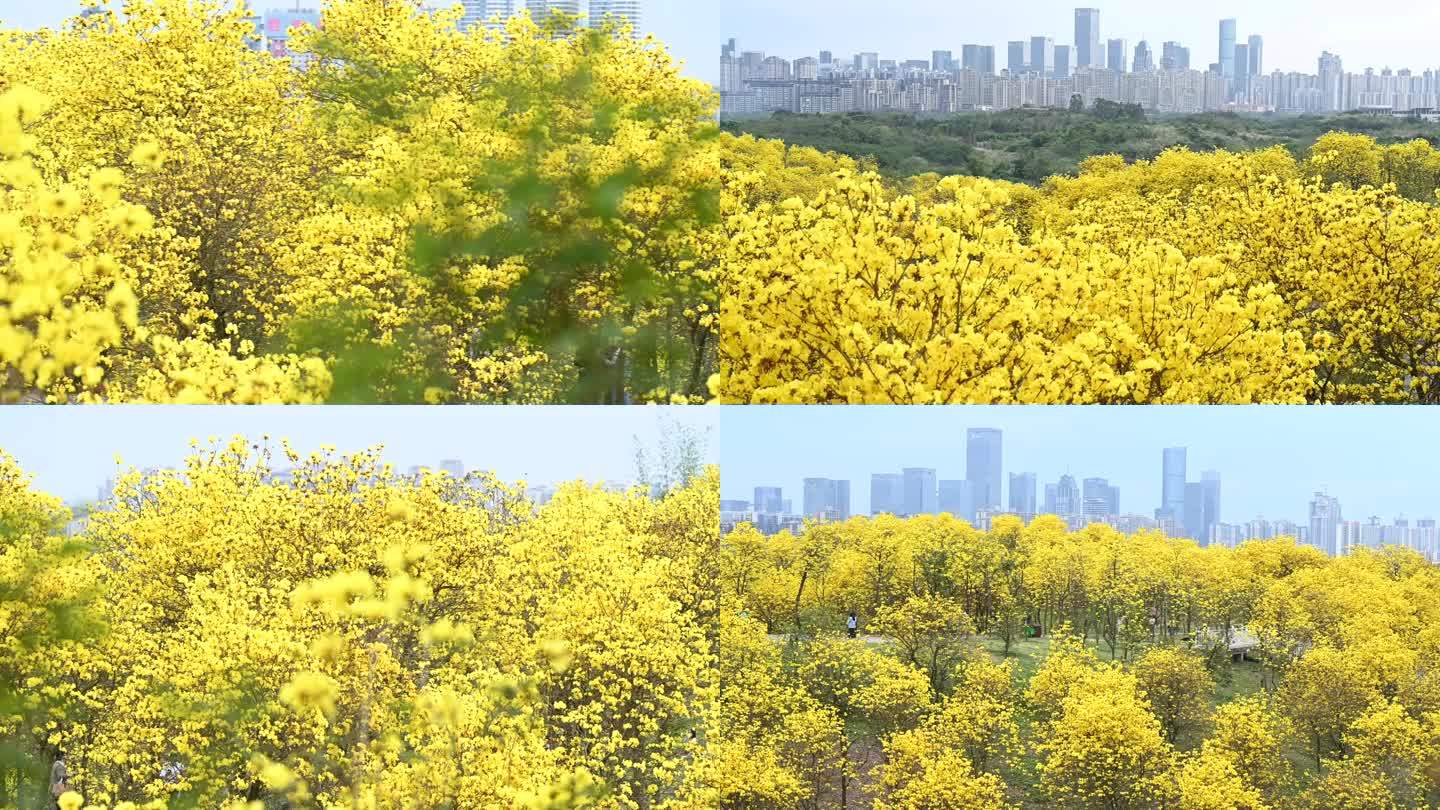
xmin=590 ymin=0 xmax=642 ymax=34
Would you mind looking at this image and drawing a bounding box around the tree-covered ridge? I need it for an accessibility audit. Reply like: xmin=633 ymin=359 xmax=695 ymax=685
xmin=0 ymin=0 xmax=719 ymax=405
xmin=719 ymin=513 xmax=1440 ymax=809
xmin=715 ymin=130 xmax=1440 ymax=404
xmin=724 ymin=107 xmax=1440 ymax=183
xmin=0 ymin=444 xmax=719 ymax=809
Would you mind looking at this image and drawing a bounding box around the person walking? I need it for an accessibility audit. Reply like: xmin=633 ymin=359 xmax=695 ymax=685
xmin=50 ymin=757 xmax=69 ymax=808
xmin=846 ymin=612 xmax=858 ymax=639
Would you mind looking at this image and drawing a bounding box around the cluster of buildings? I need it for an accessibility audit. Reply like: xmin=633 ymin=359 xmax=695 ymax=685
xmin=719 ymin=8 xmax=1440 ymax=118
xmin=454 ymin=0 xmax=641 ymax=32
xmin=725 ymin=437 xmax=1440 ymax=562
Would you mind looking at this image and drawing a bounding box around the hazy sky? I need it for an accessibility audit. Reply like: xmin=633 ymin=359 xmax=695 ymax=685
xmin=0 ymin=1 xmax=720 ymax=82
xmin=0 ymin=406 xmax=717 ymax=503
xmin=720 ymin=1 xmax=1440 ymax=80
xmin=721 ymin=407 xmax=1440 ymax=525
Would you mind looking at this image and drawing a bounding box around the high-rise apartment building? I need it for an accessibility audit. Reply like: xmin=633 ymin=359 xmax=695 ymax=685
xmin=932 ymin=50 xmax=954 ymax=72
xmin=1319 ymin=51 xmax=1344 ymax=112
xmin=1309 ymin=492 xmax=1343 ymax=556
xmin=1219 ymin=18 xmax=1237 ymax=79
xmin=903 ymin=468 xmax=938 ymax=517
xmin=1107 ymin=38 xmax=1128 ymax=73
xmin=1074 ymin=8 xmax=1101 ymax=69
xmin=1009 ymin=472 xmax=1037 ymax=516
xmin=589 ymin=0 xmax=641 ymax=32
xmin=966 ymin=428 xmax=1003 ymax=512
xmin=526 ymin=0 xmax=582 ymax=18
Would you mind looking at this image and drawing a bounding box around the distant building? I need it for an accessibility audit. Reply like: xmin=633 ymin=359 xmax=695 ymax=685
xmin=1074 ymin=8 xmax=1101 ymax=69
xmin=754 ymin=486 xmax=784 ymax=516
xmin=1008 ymin=472 xmax=1037 ymax=517
xmin=1219 ymin=18 xmax=1237 ymax=79
xmin=264 ymin=7 xmax=322 ymax=69
xmin=871 ymin=473 xmax=904 ymax=516
xmin=939 ymin=479 xmax=974 ymax=523
xmin=1107 ymin=38 xmax=1128 ymax=73
xmin=1309 ymin=492 xmax=1343 ymax=556
xmin=589 ymin=0 xmax=641 ymax=33
xmin=1029 ymin=36 xmax=1055 ymax=75
xmin=967 ymin=428 xmax=1003 ymax=513
xmin=803 ymin=477 xmax=851 ymax=521
xmin=903 ymin=468 xmax=938 ymax=516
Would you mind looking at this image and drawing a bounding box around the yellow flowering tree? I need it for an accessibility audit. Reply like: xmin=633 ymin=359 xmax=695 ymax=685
xmin=9 ymin=441 xmax=717 ymax=809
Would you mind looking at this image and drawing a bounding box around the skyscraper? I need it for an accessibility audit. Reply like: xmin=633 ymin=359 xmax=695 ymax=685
xmin=1055 ymin=475 xmax=1080 ymax=518
xmin=1160 ymin=447 xmax=1186 ymax=522
xmin=871 ymin=473 xmax=905 ymax=516
xmin=1161 ymin=41 xmax=1190 ymax=70
xmin=1074 ymin=8 xmax=1101 ymax=69
xmin=589 ymin=0 xmax=641 ymax=33
xmin=1029 ymin=36 xmax=1055 ymax=76
xmin=1009 ymin=472 xmax=1037 ymax=516
xmin=1107 ymin=38 xmax=1128 ymax=73
xmin=803 ymin=478 xmax=851 ymax=520
xmin=1007 ymin=41 xmax=1027 ymax=74
xmin=1233 ymin=43 xmax=1251 ymax=98
xmin=932 ymin=50 xmax=954 ymax=72
xmin=1218 ymin=18 xmax=1237 ymax=79
xmin=1247 ymin=35 xmax=1263 ymax=76
xmin=962 ymin=44 xmax=996 ymax=75
xmin=1201 ymin=471 xmax=1221 ymax=546
xmin=1309 ymin=492 xmax=1343 ymax=556
xmin=1133 ymin=40 xmax=1154 ymax=73
xmin=754 ymin=486 xmax=784 ymax=515
xmin=1319 ymin=51 xmax=1344 ymax=112
xmin=1183 ymin=472 xmax=1221 ymax=544
xmin=1082 ymin=477 xmax=1119 ymax=520
xmin=966 ymin=428 xmax=1003 ymax=512
xmin=903 ymin=468 xmax=938 ymax=517
xmin=1055 ymin=45 xmax=1072 ymax=78
xmin=939 ymin=480 xmax=974 ymax=523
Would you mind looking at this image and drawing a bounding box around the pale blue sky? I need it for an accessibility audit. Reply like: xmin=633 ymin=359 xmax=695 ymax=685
xmin=0 ymin=406 xmax=716 ymax=502
xmin=721 ymin=407 xmax=1440 ymax=525
xmin=0 ymin=1 xmax=718 ymax=80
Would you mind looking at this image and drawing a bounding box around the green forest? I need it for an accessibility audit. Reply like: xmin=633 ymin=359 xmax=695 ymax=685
xmin=723 ymin=107 xmax=1440 ymax=183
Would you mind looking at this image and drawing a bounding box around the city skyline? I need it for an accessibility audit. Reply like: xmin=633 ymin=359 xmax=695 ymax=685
xmin=1 ymin=406 xmax=717 ymax=503
xmin=720 ymin=407 xmax=1440 ymax=527
xmin=718 ymin=1 xmax=1440 ymax=82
